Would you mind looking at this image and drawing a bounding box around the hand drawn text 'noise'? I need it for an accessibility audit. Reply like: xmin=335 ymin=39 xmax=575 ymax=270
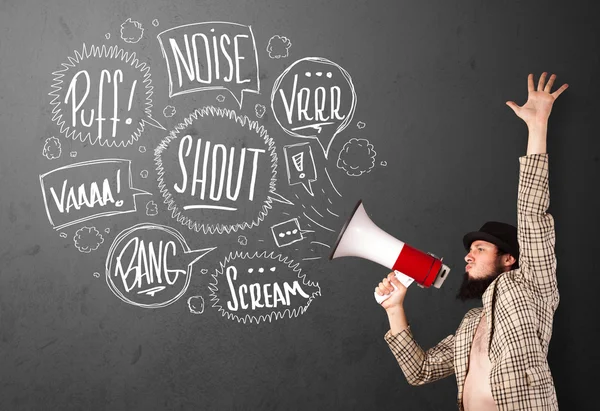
xmin=174 ymin=135 xmax=266 ymax=210
xmin=158 ymin=22 xmax=260 ymax=107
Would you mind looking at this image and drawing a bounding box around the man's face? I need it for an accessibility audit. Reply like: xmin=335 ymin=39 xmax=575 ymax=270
xmin=456 ymin=240 xmax=506 ymax=301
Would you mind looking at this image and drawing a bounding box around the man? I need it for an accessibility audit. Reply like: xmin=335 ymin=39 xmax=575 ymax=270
xmin=376 ymin=72 xmax=568 ymax=410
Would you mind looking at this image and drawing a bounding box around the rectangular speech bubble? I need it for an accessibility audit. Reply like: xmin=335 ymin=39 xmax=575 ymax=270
xmin=39 ymin=158 xmax=150 ymax=230
xmin=157 ymin=22 xmax=260 ymax=107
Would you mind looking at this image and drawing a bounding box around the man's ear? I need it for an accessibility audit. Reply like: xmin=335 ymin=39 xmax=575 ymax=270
xmin=503 ymin=254 xmax=516 ymax=267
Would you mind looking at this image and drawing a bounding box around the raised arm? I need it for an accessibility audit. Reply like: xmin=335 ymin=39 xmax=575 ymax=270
xmin=506 ymin=73 xmax=568 ymax=304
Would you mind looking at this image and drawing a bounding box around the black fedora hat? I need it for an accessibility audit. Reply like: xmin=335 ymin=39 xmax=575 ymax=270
xmin=463 ymin=221 xmax=519 ymax=267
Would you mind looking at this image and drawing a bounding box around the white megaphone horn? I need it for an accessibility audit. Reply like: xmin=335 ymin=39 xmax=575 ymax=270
xmin=329 ymin=200 xmax=451 ymax=304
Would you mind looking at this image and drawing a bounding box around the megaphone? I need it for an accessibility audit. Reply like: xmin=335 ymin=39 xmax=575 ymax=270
xmin=329 ymin=200 xmax=451 ymax=304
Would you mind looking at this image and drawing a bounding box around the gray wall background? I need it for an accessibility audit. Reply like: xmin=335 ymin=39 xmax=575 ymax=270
xmin=1 ymin=0 xmax=598 ymax=410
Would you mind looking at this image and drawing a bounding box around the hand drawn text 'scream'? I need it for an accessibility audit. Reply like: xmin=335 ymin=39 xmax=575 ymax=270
xmin=225 ymin=265 xmax=310 ymax=311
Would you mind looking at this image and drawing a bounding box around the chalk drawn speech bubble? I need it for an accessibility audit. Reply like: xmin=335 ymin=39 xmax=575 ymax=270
xmin=49 ymin=43 xmax=165 ymax=148
xmin=154 ymin=105 xmax=293 ymax=235
xmin=157 ymin=22 xmax=260 ymax=108
xmin=271 ymin=57 xmax=357 ymax=159
xmin=39 ymin=159 xmax=150 ymax=230
xmin=208 ymin=251 xmax=321 ymax=324
xmin=105 ymin=223 xmax=215 ymax=308
xmin=283 ymin=142 xmax=317 ymax=196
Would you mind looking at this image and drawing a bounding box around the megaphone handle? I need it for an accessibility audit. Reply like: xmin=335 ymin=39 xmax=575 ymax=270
xmin=374 ymin=271 xmax=415 ymax=304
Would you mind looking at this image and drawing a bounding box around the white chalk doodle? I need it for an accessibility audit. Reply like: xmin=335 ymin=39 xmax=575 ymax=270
xmin=105 ymin=33 xmax=110 ymax=40
xmin=266 ymin=35 xmax=292 ymax=59
xmin=39 ymin=158 xmax=151 ymax=230
xmin=146 ymin=200 xmax=158 ymax=216
xmin=157 ymin=22 xmax=260 ymax=108
xmin=310 ymin=241 xmax=330 ymax=248
xmin=105 ymin=223 xmax=215 ymax=308
xmin=152 ymin=19 xmax=159 ymax=27
xmin=357 ymin=121 xmax=366 ymax=129
xmin=254 ymin=103 xmax=266 ymax=118
xmin=381 ymin=160 xmax=387 ymax=166
xmin=120 ymin=18 xmax=144 ymax=43
xmin=70 ymin=151 xmax=77 ymax=158
xmin=49 ymin=43 xmax=165 ymax=148
xmin=154 ymin=105 xmax=293 ymax=235
xmin=216 ymin=95 xmax=225 ymax=103
xmin=324 ymin=167 xmax=343 ymax=198
xmin=271 ymin=57 xmax=357 ymax=158
xmin=283 ymin=142 xmax=317 ymax=196
xmin=337 ymin=138 xmax=376 ymax=176
xmin=43 ymin=137 xmax=62 ymax=160
xmin=104 ymin=228 xmax=110 ymax=233
xmin=200 ymin=269 xmax=209 ymax=275
xmin=74 ymin=226 xmax=104 ymax=253
xmin=139 ymin=146 xmax=146 ymax=153
xmin=187 ymin=296 xmax=204 ymax=314
xmin=59 ymin=232 xmax=67 ymax=238
xmin=238 ymin=235 xmax=248 ymax=246
xmin=163 ymin=105 xmax=176 ymax=118
xmin=302 ymin=212 xmax=334 ymax=232
xmin=208 ymin=251 xmax=320 ymax=324
xmin=140 ymin=170 xmax=148 ymax=178
xmin=271 ymin=218 xmax=311 ymax=247
xmin=93 ymin=272 xmax=100 ymax=278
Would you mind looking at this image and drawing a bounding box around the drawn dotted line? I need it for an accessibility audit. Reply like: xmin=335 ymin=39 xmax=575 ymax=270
xmin=277 ymin=229 xmax=299 ymax=238
xmin=247 ymin=267 xmax=277 ymax=273
xmin=304 ymin=71 xmax=333 ymax=78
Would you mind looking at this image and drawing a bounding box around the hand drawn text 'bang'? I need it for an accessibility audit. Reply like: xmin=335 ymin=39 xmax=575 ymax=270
xmin=157 ymin=22 xmax=260 ymax=107
xmin=106 ymin=223 xmax=215 ymax=308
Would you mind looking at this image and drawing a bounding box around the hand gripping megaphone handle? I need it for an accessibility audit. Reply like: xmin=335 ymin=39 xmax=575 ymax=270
xmin=374 ymin=270 xmax=415 ymax=304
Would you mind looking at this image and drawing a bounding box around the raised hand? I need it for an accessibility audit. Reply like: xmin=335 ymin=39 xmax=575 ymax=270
xmin=506 ymin=72 xmax=568 ymax=127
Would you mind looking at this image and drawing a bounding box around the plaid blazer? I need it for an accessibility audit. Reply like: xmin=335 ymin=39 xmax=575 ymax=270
xmin=384 ymin=154 xmax=560 ymax=410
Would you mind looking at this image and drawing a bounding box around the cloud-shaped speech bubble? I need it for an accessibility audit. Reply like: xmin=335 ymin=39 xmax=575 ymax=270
xmin=39 ymin=159 xmax=150 ymax=230
xmin=48 ymin=43 xmax=165 ymax=148
xmin=105 ymin=223 xmax=215 ymax=308
xmin=43 ymin=136 xmax=62 ymax=160
xmin=120 ymin=18 xmax=144 ymax=44
xmin=157 ymin=22 xmax=260 ymax=108
xmin=337 ymin=138 xmax=377 ymax=176
xmin=271 ymin=57 xmax=357 ymax=159
xmin=154 ymin=105 xmax=293 ymax=235
xmin=73 ymin=226 xmax=104 ymax=253
xmin=208 ymin=251 xmax=320 ymax=324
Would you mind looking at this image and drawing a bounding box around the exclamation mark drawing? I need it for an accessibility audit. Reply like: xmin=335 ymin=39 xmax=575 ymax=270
xmin=292 ymin=152 xmax=305 ymax=178
xmin=125 ymin=80 xmax=137 ymax=126
xmin=115 ymin=168 xmax=124 ymax=207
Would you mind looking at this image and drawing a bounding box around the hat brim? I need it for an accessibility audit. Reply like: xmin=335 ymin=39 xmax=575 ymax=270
xmin=463 ymin=231 xmax=513 ymax=255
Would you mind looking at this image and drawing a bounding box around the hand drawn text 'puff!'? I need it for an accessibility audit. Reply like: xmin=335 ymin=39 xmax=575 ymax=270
xmin=49 ymin=44 xmax=165 ymax=148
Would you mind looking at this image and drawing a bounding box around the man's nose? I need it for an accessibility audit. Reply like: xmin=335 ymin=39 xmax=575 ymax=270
xmin=464 ymin=253 xmax=473 ymax=263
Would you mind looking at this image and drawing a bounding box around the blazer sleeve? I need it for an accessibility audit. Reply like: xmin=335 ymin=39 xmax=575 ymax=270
xmin=516 ymin=153 xmax=559 ymax=305
xmin=384 ymin=326 xmax=455 ymax=386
